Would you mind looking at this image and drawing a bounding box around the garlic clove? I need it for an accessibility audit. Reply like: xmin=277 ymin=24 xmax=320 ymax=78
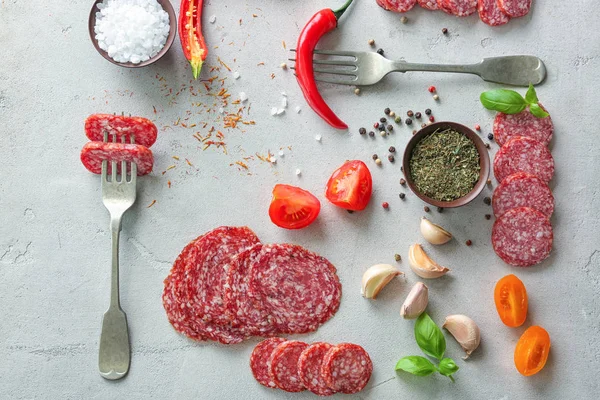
xmin=443 ymin=314 xmax=481 ymax=359
xmin=400 ymin=282 xmax=429 ymax=319
xmin=408 ymin=244 xmax=450 ymax=279
xmin=361 ymin=264 xmax=403 ymax=299
xmin=420 ymin=217 xmax=452 ymax=245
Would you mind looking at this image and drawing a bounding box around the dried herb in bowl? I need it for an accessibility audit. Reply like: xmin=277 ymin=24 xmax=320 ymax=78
xmin=409 ymin=128 xmax=480 ymax=202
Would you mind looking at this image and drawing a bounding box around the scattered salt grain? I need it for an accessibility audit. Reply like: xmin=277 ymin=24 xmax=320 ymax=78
xmin=276 ymin=108 xmax=285 ymax=115
xmin=295 ymin=106 xmax=301 ymax=113
xmin=218 ymin=107 xmax=224 ymax=114
xmin=281 ymin=92 xmax=287 ymax=97
xmin=315 ymin=134 xmax=322 ymax=142
xmin=281 ymin=97 xmax=288 ymax=108
xmin=278 ymin=150 xmax=284 ymax=157
xmin=209 ymin=15 xmax=216 ymax=24
xmin=271 ymin=107 xmax=278 ymax=116
xmin=295 ymin=169 xmax=302 ymax=176
xmin=233 ymin=71 xmax=240 ymax=79
xmin=239 ymin=92 xmax=248 ymax=102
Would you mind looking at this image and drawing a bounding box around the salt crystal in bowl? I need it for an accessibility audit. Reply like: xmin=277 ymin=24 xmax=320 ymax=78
xmin=89 ymin=0 xmax=176 ymax=68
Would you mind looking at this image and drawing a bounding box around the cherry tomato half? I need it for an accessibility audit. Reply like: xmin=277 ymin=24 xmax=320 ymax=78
xmin=514 ymin=326 xmax=551 ymax=376
xmin=325 ymin=160 xmax=373 ymax=211
xmin=269 ymin=184 xmax=320 ymax=229
xmin=494 ymin=274 xmax=528 ymax=327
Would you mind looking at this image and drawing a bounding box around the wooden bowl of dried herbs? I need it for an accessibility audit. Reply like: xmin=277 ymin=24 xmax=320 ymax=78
xmin=402 ymin=122 xmax=490 ymax=208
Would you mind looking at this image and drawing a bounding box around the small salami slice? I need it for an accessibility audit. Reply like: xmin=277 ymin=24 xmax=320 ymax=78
xmin=384 ymin=0 xmax=418 ymax=12
xmin=248 ymin=244 xmax=342 ymax=334
xmin=376 ymin=0 xmax=392 ymax=9
xmin=418 ymin=0 xmax=439 ymax=10
xmin=298 ymin=342 xmax=335 ymax=396
xmin=269 ymin=341 xmax=308 ymax=392
xmin=493 ymin=104 xmax=553 ymax=147
xmin=80 ymin=141 xmax=154 ymax=175
xmin=85 ymin=114 xmax=158 ymax=148
xmin=438 ymin=0 xmax=477 ymax=16
xmin=250 ymin=338 xmax=288 ymax=388
xmin=497 ymin=0 xmax=531 ymax=18
xmin=492 ymin=207 xmax=553 ymax=267
xmin=478 ymin=0 xmax=510 ymax=26
xmin=493 ymin=172 xmax=554 ymax=217
xmin=493 ymin=136 xmax=554 ymax=183
xmin=322 ymin=343 xmax=373 ymax=394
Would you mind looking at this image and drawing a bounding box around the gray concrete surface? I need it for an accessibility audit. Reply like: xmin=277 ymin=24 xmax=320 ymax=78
xmin=1 ymin=0 xmax=599 ymax=399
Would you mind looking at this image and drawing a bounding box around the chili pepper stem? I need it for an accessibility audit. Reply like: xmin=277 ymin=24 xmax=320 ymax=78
xmin=332 ymin=0 xmax=354 ymax=20
xmin=190 ymin=57 xmax=203 ymax=80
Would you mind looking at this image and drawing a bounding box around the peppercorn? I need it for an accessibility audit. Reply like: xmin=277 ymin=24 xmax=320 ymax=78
xmin=485 ymin=143 xmax=491 ymax=149
xmin=485 ymin=214 xmax=491 ymax=220
xmin=395 ymin=116 xmax=402 ymax=124
xmin=407 ymin=110 xmax=414 ymax=117
xmin=412 ymin=130 xmax=417 ymax=135
xmin=421 ymin=123 xmax=427 ymax=128
xmin=488 ymin=133 xmax=494 ymax=141
xmin=384 ymin=107 xmax=391 ymax=115
xmin=484 ymin=196 xmax=491 ymax=205
xmin=377 ymin=48 xmax=384 ymax=55
xmin=354 ymin=88 xmax=361 ymax=95
xmin=436 ymin=207 xmax=443 ymax=213
xmin=475 ymin=124 xmax=481 ymax=131
xmin=368 ymin=39 xmax=375 ymax=46
xmin=399 ymin=193 xmax=406 ymax=199
xmin=442 ymin=28 xmax=448 ymax=35
xmin=465 ymin=240 xmax=472 ymax=246
xmin=399 ymin=178 xmax=406 ymax=185
xmin=387 ymin=124 xmax=393 ymax=131
xmin=425 ymin=108 xmax=432 ymax=115
xmin=369 ymin=131 xmax=375 ymax=137
xmin=380 ymin=117 xmax=387 ymax=123
xmin=378 ymin=124 xmax=386 ymax=131
xmin=359 ymin=127 xmax=366 ymax=135
xmin=487 ymin=178 xmax=492 ymax=185
xmin=424 ymin=206 xmax=430 ymax=212
xmin=400 ymin=166 xmax=403 ymax=172
xmin=389 ymin=111 xmax=396 ymax=117
xmin=372 ymin=154 xmax=378 ymax=160
xmin=389 ymin=146 xmax=396 ymax=153
xmin=400 ymin=16 xmax=408 ymax=24
xmin=428 ymin=86 xmax=436 ymax=93
xmin=394 ymin=253 xmax=402 ymax=262
xmin=380 ymin=131 xmax=386 ymax=137
xmin=388 ymin=154 xmax=395 ymax=162
xmin=433 ymin=94 xmax=440 ymax=101
xmin=382 ymin=202 xmax=389 ymax=209
xmin=375 ymin=158 xmax=382 ymax=165
xmin=406 ymin=118 xmax=413 ymax=125
xmin=374 ymin=122 xmax=379 ymax=129
xmin=429 ymin=116 xmax=435 ymax=123
xmin=415 ymin=112 xmax=422 ymax=119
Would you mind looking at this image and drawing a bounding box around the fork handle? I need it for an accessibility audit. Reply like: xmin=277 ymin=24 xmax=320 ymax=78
xmin=109 ymin=215 xmax=123 ymax=308
xmin=391 ymin=60 xmax=479 ymax=76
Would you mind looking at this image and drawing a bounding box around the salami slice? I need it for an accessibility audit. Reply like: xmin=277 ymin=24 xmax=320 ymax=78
xmin=298 ymin=342 xmax=335 ymax=396
xmin=80 ymin=141 xmax=154 ymax=175
xmin=492 ymin=207 xmax=553 ymax=267
xmin=437 ymin=0 xmax=477 ymax=16
xmin=493 ymin=136 xmax=554 ymax=183
xmin=269 ymin=341 xmax=308 ymax=392
xmin=248 ymin=244 xmax=342 ymax=334
xmin=478 ymin=0 xmax=510 ymax=26
xmin=493 ymin=172 xmax=554 ymax=217
xmin=85 ymin=114 xmax=158 ymax=148
xmin=497 ymin=0 xmax=531 ymax=18
xmin=376 ymin=0 xmax=392 ymax=9
xmin=493 ymin=104 xmax=553 ymax=147
xmin=418 ymin=0 xmax=439 ymax=10
xmin=250 ymin=338 xmax=288 ymax=388
xmin=322 ymin=343 xmax=373 ymax=394
xmin=383 ymin=0 xmax=418 ymax=12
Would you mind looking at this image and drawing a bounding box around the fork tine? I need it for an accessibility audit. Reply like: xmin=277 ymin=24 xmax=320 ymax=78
xmin=102 ymin=130 xmax=109 ymax=181
xmin=313 ymin=68 xmax=357 ymax=77
xmin=313 ymin=49 xmax=357 ymax=58
xmin=314 ymin=76 xmax=358 ymax=85
xmin=129 ymin=135 xmax=137 ymax=183
xmin=312 ymin=59 xmax=357 ymax=67
xmin=111 ymin=133 xmax=117 ymax=182
xmin=121 ymin=135 xmax=127 ymax=182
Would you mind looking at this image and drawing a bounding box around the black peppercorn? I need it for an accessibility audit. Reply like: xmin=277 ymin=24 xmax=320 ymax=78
xmin=378 ymin=124 xmax=386 ymax=131
xmin=399 ymin=193 xmax=406 ymax=199
xmin=372 ymin=154 xmax=378 ymax=160
xmin=384 ymin=107 xmax=391 ymax=115
xmin=485 ymin=143 xmax=491 ymax=149
xmin=484 ymin=196 xmax=491 ymax=205
xmin=389 ymin=146 xmax=396 ymax=153
xmin=388 ymin=155 xmax=395 ymax=163
xmin=387 ymin=124 xmax=393 ymax=131
xmin=488 ymin=133 xmax=494 ymax=141
xmin=407 ymin=110 xmax=414 ymax=117
xmin=399 ymin=178 xmax=406 ymax=185
xmin=380 ymin=117 xmax=387 ymax=123
xmin=368 ymin=131 xmax=375 ymax=137
xmin=437 ymin=207 xmax=444 ymax=213
xmin=485 ymin=214 xmax=491 ymax=220
xmin=359 ymin=127 xmax=366 ymax=135
xmin=406 ymin=118 xmax=413 ymax=125
xmin=425 ymin=108 xmax=432 ymax=115
xmin=424 ymin=206 xmax=430 ymax=212
xmin=415 ymin=112 xmax=422 ymax=119
xmin=377 ymin=48 xmax=384 ymax=55
xmin=442 ymin=27 xmax=448 ymax=34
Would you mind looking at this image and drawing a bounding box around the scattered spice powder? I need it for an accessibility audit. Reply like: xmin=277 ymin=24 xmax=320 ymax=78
xmin=147 ymin=200 xmax=157 ymax=208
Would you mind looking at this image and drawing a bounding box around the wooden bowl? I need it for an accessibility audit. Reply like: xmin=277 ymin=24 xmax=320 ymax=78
xmin=402 ymin=121 xmax=490 ymax=208
xmin=88 ymin=0 xmax=177 ymax=68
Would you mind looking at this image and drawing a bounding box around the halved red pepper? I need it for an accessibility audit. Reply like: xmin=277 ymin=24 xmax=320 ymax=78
xmin=179 ymin=0 xmax=207 ymax=79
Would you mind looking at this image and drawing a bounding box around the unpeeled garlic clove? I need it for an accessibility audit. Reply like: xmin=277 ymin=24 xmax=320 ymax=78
xmin=420 ymin=217 xmax=452 ymax=245
xmin=400 ymin=282 xmax=429 ymax=319
xmin=443 ymin=314 xmax=481 ymax=359
xmin=408 ymin=244 xmax=450 ymax=279
xmin=361 ymin=264 xmax=403 ymax=299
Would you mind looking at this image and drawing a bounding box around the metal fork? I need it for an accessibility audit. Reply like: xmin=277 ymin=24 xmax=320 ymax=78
xmin=98 ymin=131 xmax=137 ymax=380
xmin=289 ymin=50 xmax=546 ymax=87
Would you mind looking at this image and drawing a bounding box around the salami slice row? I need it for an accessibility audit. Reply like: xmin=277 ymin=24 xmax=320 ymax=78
xmin=80 ymin=141 xmax=154 ymax=176
xmin=250 ymin=339 xmax=372 ymax=395
xmin=162 ymin=227 xmax=342 ymax=344
xmin=493 ymin=104 xmax=553 ymax=147
xmin=85 ymin=114 xmax=158 ymax=148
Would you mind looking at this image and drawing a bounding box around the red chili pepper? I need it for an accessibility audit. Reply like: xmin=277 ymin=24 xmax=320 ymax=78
xmin=295 ymin=0 xmax=353 ymax=130
xmin=179 ymin=0 xmax=208 ymax=79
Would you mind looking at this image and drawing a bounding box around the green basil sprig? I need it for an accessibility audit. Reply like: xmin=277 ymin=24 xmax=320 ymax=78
xmin=480 ymin=84 xmax=549 ymax=119
xmin=395 ymin=313 xmax=459 ymax=382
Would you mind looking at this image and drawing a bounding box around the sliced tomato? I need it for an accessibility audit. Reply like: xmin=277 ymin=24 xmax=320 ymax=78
xmin=514 ymin=326 xmax=551 ymax=376
xmin=325 ymin=160 xmax=373 ymax=211
xmin=494 ymin=274 xmax=528 ymax=327
xmin=269 ymin=184 xmax=320 ymax=229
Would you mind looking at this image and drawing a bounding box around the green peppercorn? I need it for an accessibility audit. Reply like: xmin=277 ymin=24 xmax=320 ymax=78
xmin=394 ymin=253 xmax=402 ymax=262
xmin=395 ymin=116 xmax=402 ymax=124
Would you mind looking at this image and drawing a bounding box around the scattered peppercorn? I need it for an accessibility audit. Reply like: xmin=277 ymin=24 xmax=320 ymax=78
xmin=387 ymin=124 xmax=393 ymax=131
xmin=384 ymin=107 xmax=391 ymax=115
xmin=407 ymin=110 xmax=414 ymax=117
xmin=389 ymin=146 xmax=396 ymax=153
xmin=465 ymin=240 xmax=472 ymax=246
xmin=400 ymin=166 xmax=403 ymax=172
xmin=368 ymin=39 xmax=375 ymax=46
xmin=394 ymin=253 xmax=402 ymax=262
xmin=395 ymin=116 xmax=402 ymax=124
xmin=484 ymin=196 xmax=491 ymax=205
xmin=475 ymin=124 xmax=481 ymax=131
xmin=442 ymin=28 xmax=448 ymax=35
xmin=382 ymin=202 xmax=389 ymax=209
xmin=400 ymin=16 xmax=408 ymax=24
xmin=378 ymin=124 xmax=386 ymax=131
xmin=375 ymin=158 xmax=382 ymax=165
xmin=485 ymin=214 xmax=491 ymax=220
xmin=380 ymin=131 xmax=386 ymax=137
xmin=421 ymin=123 xmax=427 ymax=128
xmin=425 ymin=108 xmax=432 ymax=115
xmin=429 ymin=116 xmax=435 ymax=123
xmin=437 ymin=207 xmax=444 ymax=213
xmin=399 ymin=178 xmax=406 ymax=185
xmin=412 ymin=130 xmax=417 ymax=135
xmin=486 ymin=178 xmax=492 ymax=185
xmin=399 ymin=192 xmax=406 ymax=199
xmin=377 ymin=48 xmax=384 ymax=55
xmin=424 ymin=206 xmax=430 ymax=212
xmin=359 ymin=127 xmax=366 ymax=135
xmin=374 ymin=122 xmax=379 ymax=129
xmin=433 ymin=94 xmax=440 ymax=101
xmin=406 ymin=118 xmax=413 ymax=125
xmin=389 ymin=111 xmax=396 ymax=117
xmin=485 ymin=143 xmax=491 ymax=149
xmin=488 ymin=133 xmax=494 ymax=141
xmin=415 ymin=112 xmax=422 ymax=119
xmin=388 ymin=154 xmax=395 ymax=162
xmin=380 ymin=117 xmax=387 ymax=123
xmin=369 ymin=131 xmax=375 ymax=137
xmin=372 ymin=154 xmax=378 ymax=160
xmin=354 ymin=88 xmax=361 ymax=95
xmin=428 ymin=85 xmax=437 ymax=93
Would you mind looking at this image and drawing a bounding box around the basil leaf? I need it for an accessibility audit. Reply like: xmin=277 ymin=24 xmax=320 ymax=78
xmin=480 ymin=89 xmax=527 ymax=114
xmin=438 ymin=358 xmax=459 ymax=377
xmin=529 ymin=103 xmax=550 ymax=118
xmin=525 ymin=83 xmax=538 ymax=104
xmin=415 ymin=313 xmax=446 ymax=360
xmin=395 ymin=356 xmax=437 ymax=376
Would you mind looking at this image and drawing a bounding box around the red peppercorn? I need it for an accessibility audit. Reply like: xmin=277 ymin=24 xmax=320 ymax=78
xmin=475 ymin=124 xmax=481 ymax=131
xmin=382 ymin=202 xmax=389 ymax=209
xmin=374 ymin=122 xmax=379 ymax=129
xmin=429 ymin=116 xmax=435 ymax=122
xmin=428 ymin=86 xmax=436 ymax=93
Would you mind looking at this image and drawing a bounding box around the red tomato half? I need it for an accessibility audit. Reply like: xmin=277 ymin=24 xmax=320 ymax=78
xmin=269 ymin=184 xmax=320 ymax=229
xmin=325 ymin=160 xmax=373 ymax=211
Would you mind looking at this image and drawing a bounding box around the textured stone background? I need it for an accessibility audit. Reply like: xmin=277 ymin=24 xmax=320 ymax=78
xmin=1 ymin=0 xmax=599 ymax=399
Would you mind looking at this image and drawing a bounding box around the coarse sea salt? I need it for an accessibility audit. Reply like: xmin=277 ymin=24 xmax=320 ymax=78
xmin=94 ymin=0 xmax=170 ymax=64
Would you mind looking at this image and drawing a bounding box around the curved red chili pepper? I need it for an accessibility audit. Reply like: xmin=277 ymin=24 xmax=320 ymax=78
xmin=179 ymin=0 xmax=208 ymax=79
xmin=295 ymin=0 xmax=353 ymax=130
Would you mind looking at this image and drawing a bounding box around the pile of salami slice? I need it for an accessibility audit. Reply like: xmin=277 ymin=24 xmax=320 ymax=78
xmin=491 ymin=106 xmax=555 ymax=267
xmin=377 ymin=0 xmax=533 ymax=26
xmin=251 ymin=338 xmax=372 ymax=395
xmin=162 ymin=226 xmax=342 ymax=344
xmin=80 ymin=114 xmax=157 ymax=176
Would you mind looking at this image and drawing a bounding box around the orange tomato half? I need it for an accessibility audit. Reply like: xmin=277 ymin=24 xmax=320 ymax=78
xmin=494 ymin=274 xmax=528 ymax=327
xmin=514 ymin=326 xmax=551 ymax=376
